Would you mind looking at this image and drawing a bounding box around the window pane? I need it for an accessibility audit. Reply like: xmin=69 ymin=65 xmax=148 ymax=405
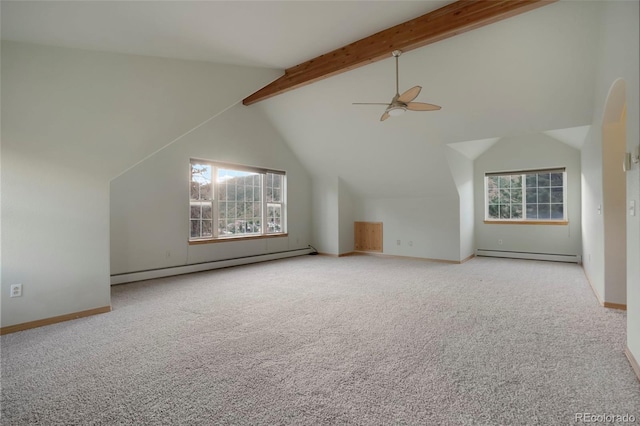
xmin=538 ymin=204 xmax=550 ymax=219
xmin=202 ymin=220 xmax=212 ymax=237
xmin=550 ymin=173 xmax=563 ymax=187
xmin=500 ymin=205 xmax=510 ymax=219
xmin=511 ymin=175 xmax=522 ymax=187
xmin=551 ymin=204 xmax=564 ymax=219
xmin=526 ymin=204 xmax=538 ymax=219
xmin=500 ymin=189 xmax=511 ymax=204
xmin=200 ymin=183 xmax=212 ymax=201
xmin=488 ymin=205 xmax=500 ymax=219
xmin=526 ymin=174 xmax=537 ymax=188
xmin=526 ymin=188 xmax=537 ymax=203
xmin=551 ymin=187 xmax=563 ymax=203
xmin=267 ymin=204 xmax=282 ymax=233
xmin=538 ymin=187 xmax=550 ymax=203
xmin=499 ymin=176 xmax=510 ymax=188
xmin=487 ymin=176 xmax=498 ymax=190
xmin=191 ymin=163 xmax=212 ymax=201
xmin=512 ymin=204 xmax=523 ymax=219
xmin=511 ymin=188 xmax=522 ymax=204
xmin=537 ymin=173 xmax=550 ymax=187
xmin=190 ymin=182 xmax=199 ymax=200
xmin=273 ymin=174 xmax=282 ymax=189
xmin=190 ymin=220 xmax=200 ymax=238
xmin=190 ymin=204 xmax=201 ymax=219
xmin=488 ymin=188 xmax=500 ymax=205
xmin=266 ymin=172 xmax=283 ymax=203
xmin=202 ymin=205 xmax=212 ymax=220
xmin=237 ymin=185 xmax=244 ymax=202
xmin=231 ymin=203 xmax=238 ymax=220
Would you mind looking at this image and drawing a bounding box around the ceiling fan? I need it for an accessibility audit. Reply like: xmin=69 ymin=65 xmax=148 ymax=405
xmin=353 ymin=50 xmax=441 ymax=121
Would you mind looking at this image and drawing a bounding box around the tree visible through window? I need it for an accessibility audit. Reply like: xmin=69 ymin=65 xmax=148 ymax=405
xmin=190 ymin=160 xmax=286 ymax=240
xmin=485 ymin=168 xmax=566 ymax=222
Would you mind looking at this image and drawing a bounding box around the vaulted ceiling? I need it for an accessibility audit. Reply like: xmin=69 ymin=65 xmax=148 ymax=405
xmin=2 ymin=0 xmax=600 ymax=197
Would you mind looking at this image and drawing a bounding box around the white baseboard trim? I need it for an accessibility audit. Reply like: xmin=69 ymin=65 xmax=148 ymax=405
xmin=111 ymin=248 xmax=312 ymax=285
xmin=625 ymin=346 xmax=640 ymax=383
xmin=476 ymin=249 xmax=580 ymax=263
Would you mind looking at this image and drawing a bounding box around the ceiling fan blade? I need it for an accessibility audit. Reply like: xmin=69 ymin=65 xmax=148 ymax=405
xmin=398 ymin=86 xmax=422 ymax=103
xmin=380 ymin=111 xmax=390 ymax=121
xmin=353 ymin=103 xmax=391 ymax=105
xmin=406 ymin=102 xmax=441 ymax=111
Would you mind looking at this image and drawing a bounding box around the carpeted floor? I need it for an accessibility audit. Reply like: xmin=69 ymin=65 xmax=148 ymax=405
xmin=1 ymin=255 xmax=639 ymax=425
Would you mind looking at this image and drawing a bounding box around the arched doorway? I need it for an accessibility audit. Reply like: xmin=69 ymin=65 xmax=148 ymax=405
xmin=602 ymin=78 xmax=627 ymax=308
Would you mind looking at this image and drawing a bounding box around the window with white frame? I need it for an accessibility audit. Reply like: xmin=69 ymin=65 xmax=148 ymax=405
xmin=190 ymin=160 xmax=286 ymax=241
xmin=485 ymin=168 xmax=567 ymax=222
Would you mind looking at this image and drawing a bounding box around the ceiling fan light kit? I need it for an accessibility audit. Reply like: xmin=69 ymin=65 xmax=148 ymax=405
xmin=353 ymin=50 xmax=441 ymax=121
xmin=388 ymin=107 xmax=406 ymax=117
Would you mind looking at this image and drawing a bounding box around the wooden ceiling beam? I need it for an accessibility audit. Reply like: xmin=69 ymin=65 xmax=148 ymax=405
xmin=243 ymin=0 xmax=556 ymax=106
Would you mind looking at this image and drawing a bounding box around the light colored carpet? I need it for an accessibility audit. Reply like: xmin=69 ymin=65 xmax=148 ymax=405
xmin=1 ymin=255 xmax=639 ymax=425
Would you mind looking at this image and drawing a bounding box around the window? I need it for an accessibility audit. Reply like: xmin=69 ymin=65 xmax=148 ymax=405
xmin=190 ymin=160 xmax=286 ymax=241
xmin=485 ymin=168 xmax=567 ymax=223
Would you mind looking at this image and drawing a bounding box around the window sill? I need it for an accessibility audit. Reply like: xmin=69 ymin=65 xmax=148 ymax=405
xmin=189 ymin=233 xmax=288 ymax=245
xmin=483 ymin=220 xmax=568 ymax=226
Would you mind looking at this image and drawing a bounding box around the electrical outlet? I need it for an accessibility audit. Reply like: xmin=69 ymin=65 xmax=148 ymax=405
xmin=166 ymin=251 xmax=171 ymax=258
xmin=396 ymin=240 xmax=401 ymax=246
xmin=408 ymin=241 xmax=413 ymax=247
xmin=10 ymin=284 xmax=22 ymax=298
xmin=498 ymin=239 xmax=503 ymax=245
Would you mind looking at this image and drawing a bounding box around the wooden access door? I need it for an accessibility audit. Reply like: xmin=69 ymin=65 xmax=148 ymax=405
xmin=354 ymin=222 xmax=383 ymax=253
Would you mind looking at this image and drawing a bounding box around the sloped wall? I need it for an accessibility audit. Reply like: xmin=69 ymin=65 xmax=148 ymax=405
xmin=1 ymin=41 xmax=280 ymax=327
xmin=110 ymin=104 xmax=311 ymax=275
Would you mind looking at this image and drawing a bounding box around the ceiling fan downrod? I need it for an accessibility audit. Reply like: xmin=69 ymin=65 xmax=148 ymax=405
xmin=392 ymin=50 xmax=402 ymax=97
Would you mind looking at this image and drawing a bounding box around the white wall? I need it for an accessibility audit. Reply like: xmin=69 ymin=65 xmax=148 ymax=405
xmin=581 ymin=126 xmax=605 ymax=298
xmin=475 ymin=133 xmax=582 ymax=256
xmin=586 ymin=1 xmax=639 ymax=364
xmin=1 ymin=153 xmax=111 ymax=326
xmin=602 ymin=120 xmax=627 ymax=304
xmin=1 ymin=41 xmax=281 ymax=327
xmin=446 ymin=147 xmax=475 ymax=260
xmin=338 ymin=178 xmax=355 ymax=255
xmin=355 ymin=196 xmax=460 ymax=261
xmin=110 ymin=104 xmax=311 ymax=275
xmin=311 ymin=177 xmax=339 ymax=255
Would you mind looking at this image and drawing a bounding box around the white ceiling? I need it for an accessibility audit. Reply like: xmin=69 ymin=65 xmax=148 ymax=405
xmin=1 ymin=1 xmax=449 ymax=69
xmin=257 ymin=1 xmax=601 ymax=195
xmin=1 ymin=0 xmax=604 ymax=198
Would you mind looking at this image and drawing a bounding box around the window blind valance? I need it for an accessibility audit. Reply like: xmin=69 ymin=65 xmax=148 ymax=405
xmin=485 ymin=167 xmax=565 ymax=177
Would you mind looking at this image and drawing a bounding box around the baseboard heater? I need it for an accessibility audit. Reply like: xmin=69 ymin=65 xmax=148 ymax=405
xmin=476 ymin=249 xmax=581 ymax=264
xmin=111 ymin=248 xmax=312 ymax=285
